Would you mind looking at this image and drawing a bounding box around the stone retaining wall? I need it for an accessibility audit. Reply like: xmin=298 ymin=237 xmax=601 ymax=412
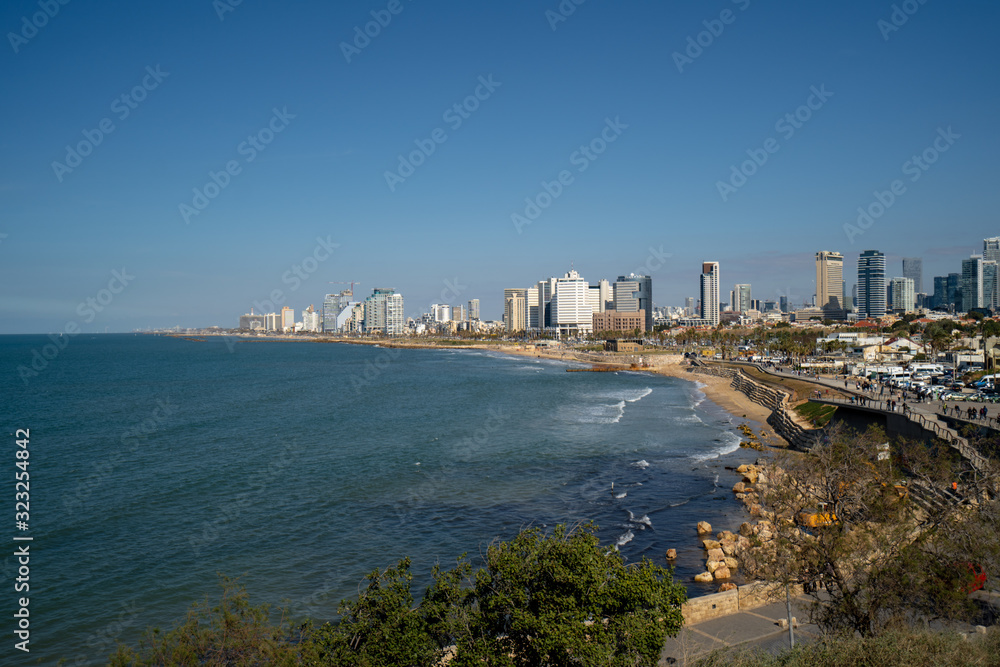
xmin=680 ymin=582 xmax=804 ymax=625
xmin=689 ymin=365 xmax=820 ymax=450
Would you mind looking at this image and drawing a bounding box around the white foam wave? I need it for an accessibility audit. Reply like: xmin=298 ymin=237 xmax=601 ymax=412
xmin=623 ymin=387 xmax=653 ymax=403
xmin=627 ymin=510 xmax=653 ymax=529
xmin=689 ymin=430 xmax=743 ymax=462
xmin=616 ymin=530 xmax=634 ymax=546
xmin=613 ymin=491 xmax=627 ymax=499
xmin=632 ymin=459 xmax=650 ymax=469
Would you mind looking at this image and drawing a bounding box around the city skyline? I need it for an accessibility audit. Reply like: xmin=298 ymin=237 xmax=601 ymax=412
xmin=2 ymin=2 xmax=999 ymax=332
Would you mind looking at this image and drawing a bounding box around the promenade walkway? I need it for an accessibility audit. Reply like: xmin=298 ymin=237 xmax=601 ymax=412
xmin=659 ymin=594 xmax=819 ymax=666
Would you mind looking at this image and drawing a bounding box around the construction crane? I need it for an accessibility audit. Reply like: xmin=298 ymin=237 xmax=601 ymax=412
xmin=328 ymin=281 xmax=361 ymax=295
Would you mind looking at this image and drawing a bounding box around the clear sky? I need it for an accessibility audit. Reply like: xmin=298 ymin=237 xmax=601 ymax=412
xmin=1 ymin=0 xmax=998 ymax=332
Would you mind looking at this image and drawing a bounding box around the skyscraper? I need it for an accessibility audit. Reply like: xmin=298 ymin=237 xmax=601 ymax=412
xmin=889 ymin=277 xmax=915 ymax=314
xmin=550 ymin=269 xmax=593 ymax=337
xmin=613 ymin=274 xmax=653 ymax=331
xmin=983 ymin=261 xmax=997 ymax=311
xmin=700 ymin=262 xmax=720 ymax=326
xmin=932 ymin=276 xmax=948 ymax=310
xmin=363 ymin=288 xmax=404 ymax=335
xmin=961 ymin=255 xmax=984 ymax=312
xmin=857 ymin=250 xmax=886 ymax=319
xmin=902 ymin=257 xmax=923 ymax=295
xmin=815 ymin=251 xmax=844 ymax=318
xmin=684 ymin=297 xmax=694 ymax=316
xmin=947 ymin=273 xmax=961 ymax=311
xmin=984 ymin=237 xmax=1000 ymax=264
xmin=468 ymin=298 xmax=480 ymax=321
xmin=503 ymin=288 xmax=528 ymax=331
xmin=735 ymin=284 xmax=752 ymax=313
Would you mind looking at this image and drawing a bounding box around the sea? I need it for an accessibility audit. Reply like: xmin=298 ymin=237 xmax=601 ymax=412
xmin=1 ymin=334 xmax=761 ymax=665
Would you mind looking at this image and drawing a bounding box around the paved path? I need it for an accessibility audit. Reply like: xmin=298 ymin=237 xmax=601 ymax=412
xmin=659 ymin=595 xmax=820 ymax=666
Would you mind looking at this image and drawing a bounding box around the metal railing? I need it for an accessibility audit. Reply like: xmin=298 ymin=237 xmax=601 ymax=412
xmin=817 ymin=397 xmax=990 ymax=473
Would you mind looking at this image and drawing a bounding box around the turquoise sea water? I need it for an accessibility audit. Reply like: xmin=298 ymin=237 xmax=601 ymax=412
xmin=1 ymin=335 xmax=757 ymax=664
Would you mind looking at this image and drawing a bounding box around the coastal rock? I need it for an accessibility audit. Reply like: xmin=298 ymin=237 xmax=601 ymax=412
xmin=724 ymin=556 xmax=739 ymax=570
xmin=722 ymin=542 xmax=738 ymax=556
xmin=739 ymin=522 xmax=754 ymax=537
xmin=665 ymin=549 xmax=677 ymax=560
xmin=702 ymin=539 xmax=721 ymax=550
xmin=736 ymin=464 xmax=751 ymax=473
xmin=742 ymin=470 xmax=759 ymax=484
xmin=718 ymin=582 xmax=737 ymax=592
xmin=706 ymin=548 xmax=725 ymax=562
xmin=718 ymin=530 xmax=736 ymax=541
xmin=749 ymin=504 xmax=763 ymax=517
xmin=694 ymin=572 xmax=714 ymax=583
xmin=706 ymin=560 xmax=725 ymax=574
xmin=697 ymin=521 xmax=713 ymax=535
xmin=713 ymin=566 xmax=732 ymax=580
xmin=758 ymin=529 xmax=774 ymax=541
xmin=735 ymin=492 xmax=746 ymax=501
xmin=732 ymin=482 xmax=747 ymax=494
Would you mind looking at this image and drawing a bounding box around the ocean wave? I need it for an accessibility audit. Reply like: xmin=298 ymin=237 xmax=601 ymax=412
xmin=626 ymin=510 xmax=652 ymax=529
xmin=689 ymin=430 xmax=742 ymax=462
xmin=631 ymin=459 xmax=650 ymax=469
xmin=613 ymin=491 xmax=627 ymax=499
xmin=623 ymin=387 xmax=653 ymax=403
xmin=616 ymin=530 xmax=634 ymax=546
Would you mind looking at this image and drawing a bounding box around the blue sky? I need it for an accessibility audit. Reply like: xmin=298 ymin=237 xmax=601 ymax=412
xmin=1 ymin=0 xmax=998 ymax=331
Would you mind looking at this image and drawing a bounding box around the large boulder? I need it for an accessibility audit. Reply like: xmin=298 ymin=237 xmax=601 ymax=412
xmin=724 ymin=556 xmax=739 ymax=570
xmin=718 ymin=530 xmax=736 ymax=541
xmin=706 ymin=548 xmax=725 ymax=562
xmin=706 ymin=560 xmax=726 ymax=574
xmin=736 ymin=464 xmax=751 ymax=473
xmin=732 ymin=482 xmax=747 ymax=494
xmin=697 ymin=521 xmax=713 ymax=535
xmin=739 ymin=522 xmax=754 ymax=537
xmin=722 ymin=542 xmax=738 ymax=556
xmin=713 ymin=566 xmax=732 ymax=580
xmin=742 ymin=470 xmax=759 ymax=484
xmin=665 ymin=548 xmax=677 ymax=560
xmin=702 ymin=539 xmax=721 ymax=550
xmin=718 ymin=582 xmax=737 ymax=592
xmin=694 ymin=571 xmax=714 ymax=583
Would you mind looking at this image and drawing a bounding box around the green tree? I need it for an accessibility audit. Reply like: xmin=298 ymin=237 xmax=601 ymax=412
xmin=110 ymin=575 xmax=313 ymax=666
xmin=454 ymin=523 xmax=686 ymax=667
xmin=311 ymin=557 xmax=441 ymax=666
